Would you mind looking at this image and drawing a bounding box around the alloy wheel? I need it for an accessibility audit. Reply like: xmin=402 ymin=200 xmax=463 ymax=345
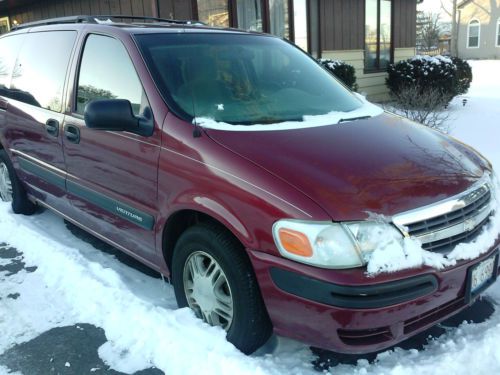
xmin=0 ymin=162 xmax=13 ymax=202
xmin=183 ymin=251 xmax=234 ymax=330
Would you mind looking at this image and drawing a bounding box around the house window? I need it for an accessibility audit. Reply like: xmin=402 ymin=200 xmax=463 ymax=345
xmin=467 ymin=20 xmax=480 ymax=48
xmin=237 ymin=0 xmax=263 ymax=31
xmin=293 ymin=0 xmax=308 ymax=51
xmin=0 ymin=17 xmax=9 ymax=35
xmin=365 ymin=0 xmax=392 ymax=71
xmin=269 ymin=0 xmax=290 ymax=39
xmin=496 ymin=19 xmax=500 ymax=47
xmin=197 ymin=0 xmax=230 ymax=27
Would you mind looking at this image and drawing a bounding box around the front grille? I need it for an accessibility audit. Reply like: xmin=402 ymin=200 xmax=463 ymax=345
xmin=407 ymin=189 xmax=491 ymax=236
xmin=421 ymin=216 xmax=491 ymax=253
xmin=393 ymin=179 xmax=494 ymax=255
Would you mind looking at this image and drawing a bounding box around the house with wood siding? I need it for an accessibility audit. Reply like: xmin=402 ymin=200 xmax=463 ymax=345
xmin=0 ymin=0 xmax=420 ymax=101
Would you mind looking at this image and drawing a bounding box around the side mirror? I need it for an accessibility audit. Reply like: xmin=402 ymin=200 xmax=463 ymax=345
xmin=84 ymin=99 xmax=153 ymax=136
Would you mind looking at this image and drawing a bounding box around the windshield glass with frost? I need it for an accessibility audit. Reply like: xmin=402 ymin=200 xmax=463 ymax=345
xmin=136 ymin=33 xmax=363 ymax=125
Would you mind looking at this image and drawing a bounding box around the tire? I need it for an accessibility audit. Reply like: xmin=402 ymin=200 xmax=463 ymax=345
xmin=172 ymin=223 xmax=272 ymax=354
xmin=0 ymin=149 xmax=37 ymax=215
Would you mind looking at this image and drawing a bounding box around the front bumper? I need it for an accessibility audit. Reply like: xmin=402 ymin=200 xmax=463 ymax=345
xmin=249 ymin=240 xmax=500 ymax=354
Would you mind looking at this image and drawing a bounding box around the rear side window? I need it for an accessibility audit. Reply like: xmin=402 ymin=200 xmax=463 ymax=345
xmin=76 ymin=34 xmax=146 ymax=116
xmin=10 ymin=31 xmax=77 ymax=112
xmin=0 ymin=34 xmax=26 ymax=90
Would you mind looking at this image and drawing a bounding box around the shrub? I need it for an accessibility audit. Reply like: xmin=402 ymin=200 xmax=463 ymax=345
xmin=384 ymin=85 xmax=451 ymax=133
xmin=318 ymin=59 xmax=358 ymax=91
xmin=451 ymin=57 xmax=472 ymax=95
xmin=386 ymin=55 xmax=458 ymax=104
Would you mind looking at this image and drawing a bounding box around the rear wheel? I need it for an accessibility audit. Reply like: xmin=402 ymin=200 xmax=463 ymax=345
xmin=172 ymin=223 xmax=272 ymax=354
xmin=0 ymin=150 xmax=36 ymax=215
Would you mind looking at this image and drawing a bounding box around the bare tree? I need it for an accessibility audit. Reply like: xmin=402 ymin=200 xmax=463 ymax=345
xmin=441 ymin=0 xmax=458 ymax=56
xmin=417 ymin=12 xmax=442 ymax=51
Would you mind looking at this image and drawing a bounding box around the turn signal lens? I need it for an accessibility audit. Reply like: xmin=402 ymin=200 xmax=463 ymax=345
xmin=278 ymin=228 xmax=313 ymax=257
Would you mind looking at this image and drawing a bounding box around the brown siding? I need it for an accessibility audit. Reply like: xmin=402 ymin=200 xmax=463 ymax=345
xmin=6 ymin=0 xmax=177 ymax=23
xmin=393 ymin=0 xmax=417 ymax=48
xmin=320 ymin=0 xmax=365 ymax=51
xmin=319 ymin=0 xmax=416 ymax=52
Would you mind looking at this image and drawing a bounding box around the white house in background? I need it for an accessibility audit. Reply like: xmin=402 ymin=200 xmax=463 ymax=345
xmin=458 ymin=0 xmax=500 ymax=59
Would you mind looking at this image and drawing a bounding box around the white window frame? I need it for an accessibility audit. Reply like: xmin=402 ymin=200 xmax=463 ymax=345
xmin=467 ymin=19 xmax=481 ymax=48
xmin=496 ymin=18 xmax=500 ymax=47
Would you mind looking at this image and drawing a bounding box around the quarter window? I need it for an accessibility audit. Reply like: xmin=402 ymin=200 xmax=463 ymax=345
xmin=10 ymin=31 xmax=76 ymax=111
xmin=468 ymin=20 xmax=480 ymax=48
xmin=0 ymin=34 xmax=25 ymax=89
xmin=76 ymin=34 xmax=146 ymax=116
xmin=365 ymin=0 xmax=392 ymax=71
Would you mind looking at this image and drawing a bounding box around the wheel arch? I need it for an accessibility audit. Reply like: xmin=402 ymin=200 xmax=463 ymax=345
xmin=161 ymin=208 xmax=251 ymax=274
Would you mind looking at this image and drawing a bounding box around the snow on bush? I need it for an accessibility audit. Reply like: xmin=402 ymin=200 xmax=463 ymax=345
xmin=366 ymin=173 xmax=500 ymax=275
xmin=318 ymin=59 xmax=358 ymax=91
xmin=386 ymin=55 xmax=472 ymax=106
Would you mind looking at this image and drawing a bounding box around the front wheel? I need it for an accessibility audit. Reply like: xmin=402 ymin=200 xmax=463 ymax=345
xmin=172 ymin=223 xmax=272 ymax=354
xmin=0 ymin=150 xmax=36 ymax=215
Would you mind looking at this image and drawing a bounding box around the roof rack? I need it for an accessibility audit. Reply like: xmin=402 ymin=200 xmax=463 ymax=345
xmin=11 ymin=15 xmax=205 ymax=31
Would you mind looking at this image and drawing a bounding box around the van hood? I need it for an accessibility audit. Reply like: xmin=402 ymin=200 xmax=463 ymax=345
xmin=204 ymin=113 xmax=489 ymax=221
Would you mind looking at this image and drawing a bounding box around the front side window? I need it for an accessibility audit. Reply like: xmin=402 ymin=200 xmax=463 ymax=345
xmin=10 ymin=31 xmax=76 ymax=111
xmin=365 ymin=0 xmax=392 ymax=71
xmin=197 ymin=0 xmax=230 ymax=27
xmin=468 ymin=20 xmax=480 ymax=48
xmin=76 ymin=34 xmax=146 ymax=116
xmin=136 ymin=33 xmax=361 ymax=125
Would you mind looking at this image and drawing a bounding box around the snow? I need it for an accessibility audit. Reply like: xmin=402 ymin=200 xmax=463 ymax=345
xmin=194 ymin=93 xmax=384 ymax=131
xmin=366 ymin=174 xmax=500 ymax=275
xmin=1 ymin=60 xmax=500 ymax=375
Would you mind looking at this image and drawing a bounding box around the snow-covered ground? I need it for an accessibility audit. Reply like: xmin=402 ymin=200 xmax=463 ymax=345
xmin=1 ymin=60 xmax=500 ymax=375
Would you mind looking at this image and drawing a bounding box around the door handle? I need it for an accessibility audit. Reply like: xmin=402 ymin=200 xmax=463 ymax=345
xmin=64 ymin=124 xmax=80 ymax=144
xmin=45 ymin=119 xmax=59 ymax=137
xmin=0 ymin=99 xmax=8 ymax=110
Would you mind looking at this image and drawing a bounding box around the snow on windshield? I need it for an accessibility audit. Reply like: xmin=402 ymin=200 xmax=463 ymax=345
xmin=194 ymin=93 xmax=384 ymax=131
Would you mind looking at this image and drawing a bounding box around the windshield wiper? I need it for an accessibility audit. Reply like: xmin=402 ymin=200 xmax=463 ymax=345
xmin=338 ymin=115 xmax=372 ymax=124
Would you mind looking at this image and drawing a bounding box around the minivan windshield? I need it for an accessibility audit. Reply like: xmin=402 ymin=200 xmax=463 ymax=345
xmin=136 ymin=33 xmax=363 ymax=125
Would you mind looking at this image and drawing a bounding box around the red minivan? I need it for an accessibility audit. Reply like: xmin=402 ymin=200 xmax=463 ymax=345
xmin=0 ymin=16 xmax=499 ymax=355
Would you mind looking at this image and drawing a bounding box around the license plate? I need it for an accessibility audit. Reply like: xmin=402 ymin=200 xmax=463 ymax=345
xmin=471 ymin=257 xmax=496 ymax=292
xmin=466 ymin=251 xmax=499 ymax=303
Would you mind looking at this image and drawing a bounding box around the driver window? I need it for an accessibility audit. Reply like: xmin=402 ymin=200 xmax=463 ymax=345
xmin=76 ymin=34 xmax=148 ymax=116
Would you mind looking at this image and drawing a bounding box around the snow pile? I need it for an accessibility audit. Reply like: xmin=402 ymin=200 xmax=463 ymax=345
xmin=195 ymin=93 xmax=383 ymax=131
xmin=0 ymin=202 xmax=315 ymax=375
xmin=366 ymin=174 xmax=500 ymax=275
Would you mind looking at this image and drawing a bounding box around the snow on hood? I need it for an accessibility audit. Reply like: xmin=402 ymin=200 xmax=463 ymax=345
xmin=193 ymin=93 xmax=384 ymax=131
xmin=366 ymin=172 xmax=500 ymax=275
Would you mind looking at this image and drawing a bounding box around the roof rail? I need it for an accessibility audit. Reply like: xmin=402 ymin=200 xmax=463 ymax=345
xmin=11 ymin=15 xmax=95 ymax=30
xmin=10 ymin=15 xmax=204 ymax=31
xmin=94 ymin=15 xmax=205 ymax=25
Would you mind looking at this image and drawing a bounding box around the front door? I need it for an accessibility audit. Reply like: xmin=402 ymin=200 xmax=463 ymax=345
xmin=62 ymin=33 xmax=160 ymax=264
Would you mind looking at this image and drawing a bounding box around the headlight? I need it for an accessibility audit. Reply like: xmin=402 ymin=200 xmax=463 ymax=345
xmin=272 ymin=219 xmax=403 ymax=269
